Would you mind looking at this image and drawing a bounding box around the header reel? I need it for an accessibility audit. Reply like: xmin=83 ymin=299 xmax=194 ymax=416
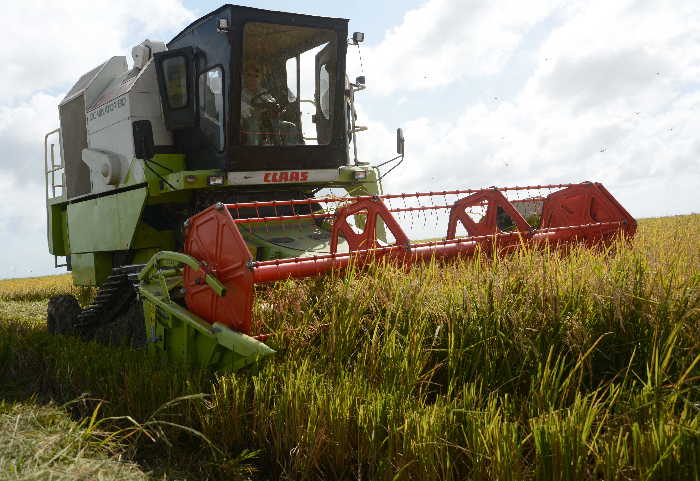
xmin=136 ymin=182 xmax=636 ymax=371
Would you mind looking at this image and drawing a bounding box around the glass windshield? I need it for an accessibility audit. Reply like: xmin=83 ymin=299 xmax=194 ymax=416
xmin=241 ymin=22 xmax=337 ymax=146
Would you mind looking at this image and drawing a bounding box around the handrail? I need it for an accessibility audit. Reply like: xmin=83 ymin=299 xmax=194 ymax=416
xmin=43 ymin=128 xmax=62 ymax=200
xmin=139 ymin=251 xmax=227 ymax=297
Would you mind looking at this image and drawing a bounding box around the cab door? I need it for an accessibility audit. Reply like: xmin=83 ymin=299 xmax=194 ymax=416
xmin=314 ymin=42 xmax=336 ymax=145
xmin=153 ymin=47 xmax=197 ymax=130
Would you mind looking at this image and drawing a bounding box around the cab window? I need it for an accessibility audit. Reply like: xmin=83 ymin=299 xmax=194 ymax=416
xmin=199 ymin=67 xmax=225 ymax=151
xmin=162 ymin=56 xmax=188 ymax=108
xmin=241 ymin=22 xmax=337 ymax=146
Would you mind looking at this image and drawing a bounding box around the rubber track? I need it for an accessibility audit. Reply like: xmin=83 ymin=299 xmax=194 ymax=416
xmin=74 ymin=264 xmax=145 ymax=328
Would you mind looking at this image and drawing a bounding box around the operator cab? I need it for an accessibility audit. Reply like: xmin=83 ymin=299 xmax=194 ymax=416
xmin=154 ymin=5 xmax=348 ymax=172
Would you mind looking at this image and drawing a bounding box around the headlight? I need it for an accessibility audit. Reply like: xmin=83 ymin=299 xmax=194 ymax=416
xmin=208 ymin=175 xmax=225 ymax=186
xmin=353 ymin=170 xmax=368 ymax=180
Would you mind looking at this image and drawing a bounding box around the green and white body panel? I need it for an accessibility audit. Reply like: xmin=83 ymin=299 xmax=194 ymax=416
xmin=47 ymin=155 xmax=381 ymax=286
xmin=47 ymin=153 xmax=187 ymax=285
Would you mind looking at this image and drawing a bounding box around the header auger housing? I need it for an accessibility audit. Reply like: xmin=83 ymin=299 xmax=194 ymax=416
xmin=43 ymin=4 xmax=636 ymax=371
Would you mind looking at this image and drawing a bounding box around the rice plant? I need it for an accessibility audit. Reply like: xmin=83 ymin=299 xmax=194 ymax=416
xmin=0 ymin=214 xmax=698 ymax=480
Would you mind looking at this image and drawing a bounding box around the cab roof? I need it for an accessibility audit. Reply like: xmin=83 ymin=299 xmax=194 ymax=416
xmin=168 ymin=4 xmax=348 ymax=46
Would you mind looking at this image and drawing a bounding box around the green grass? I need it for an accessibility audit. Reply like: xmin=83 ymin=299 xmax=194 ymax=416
xmin=0 ymin=214 xmax=699 ymax=480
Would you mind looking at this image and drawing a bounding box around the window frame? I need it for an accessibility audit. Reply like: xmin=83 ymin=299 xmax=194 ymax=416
xmin=198 ymin=65 xmax=226 ymax=152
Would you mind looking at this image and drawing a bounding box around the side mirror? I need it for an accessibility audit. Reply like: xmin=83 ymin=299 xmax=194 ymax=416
xmin=352 ymin=32 xmax=365 ymax=44
xmin=396 ymin=128 xmax=405 ymax=156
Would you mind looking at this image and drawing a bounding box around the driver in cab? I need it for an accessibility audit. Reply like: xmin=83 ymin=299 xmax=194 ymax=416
xmin=241 ymin=62 xmax=267 ymax=145
xmin=240 ymin=61 xmax=300 ymax=146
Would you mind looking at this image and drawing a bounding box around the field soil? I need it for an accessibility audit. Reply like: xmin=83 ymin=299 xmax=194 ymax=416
xmin=1 ymin=215 xmax=699 ymax=480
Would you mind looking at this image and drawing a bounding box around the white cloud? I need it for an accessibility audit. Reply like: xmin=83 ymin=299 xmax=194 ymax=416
xmin=0 ymin=93 xmax=62 ymax=179
xmin=526 ymin=0 xmax=699 ymax=111
xmin=0 ymin=174 xmax=54 ymax=278
xmin=534 ymin=49 xmax=671 ymax=112
xmin=356 ymin=0 xmax=700 ymax=219
xmin=0 ymin=0 xmax=195 ymax=279
xmin=0 ymin=0 xmax=194 ymax=103
xmin=361 ymin=0 xmax=562 ymax=94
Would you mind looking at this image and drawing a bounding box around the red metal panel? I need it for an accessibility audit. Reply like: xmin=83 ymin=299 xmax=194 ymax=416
xmin=184 ymin=205 xmax=255 ymax=334
xmin=446 ymin=189 xmax=531 ymax=239
xmin=540 ymin=183 xmax=636 ymax=244
xmin=330 ymin=197 xmax=410 ymax=253
xmin=589 ymin=183 xmax=637 ymax=238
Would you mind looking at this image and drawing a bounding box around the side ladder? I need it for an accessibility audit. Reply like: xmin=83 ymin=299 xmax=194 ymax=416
xmin=44 ymin=128 xmax=67 ymax=268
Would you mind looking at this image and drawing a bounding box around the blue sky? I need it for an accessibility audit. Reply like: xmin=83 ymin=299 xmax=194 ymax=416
xmin=0 ymin=0 xmax=698 ymax=279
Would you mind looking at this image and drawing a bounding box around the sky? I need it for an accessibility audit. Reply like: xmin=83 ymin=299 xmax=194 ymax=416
xmin=0 ymin=0 xmax=698 ymax=278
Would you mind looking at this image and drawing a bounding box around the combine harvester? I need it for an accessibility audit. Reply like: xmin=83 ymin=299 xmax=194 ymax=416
xmin=44 ymin=5 xmax=636 ymax=371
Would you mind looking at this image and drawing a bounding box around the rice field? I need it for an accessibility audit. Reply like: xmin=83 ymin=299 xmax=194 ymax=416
xmin=0 ymin=273 xmax=73 ymax=302
xmin=1 ymin=214 xmax=699 ymax=480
